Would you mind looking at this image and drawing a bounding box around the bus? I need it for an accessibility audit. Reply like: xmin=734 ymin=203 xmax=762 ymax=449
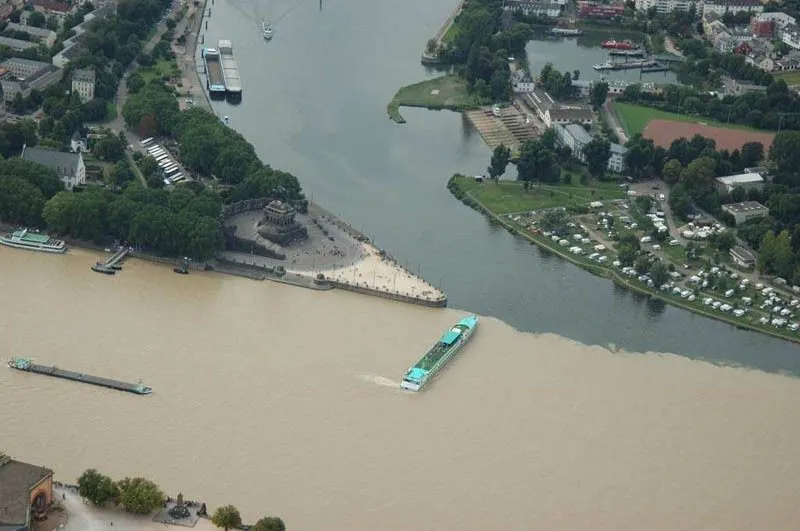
xmin=158 ymin=159 xmax=172 ymax=167
xmin=163 ymin=163 xmax=178 ymax=172
xmin=169 ymin=173 xmax=185 ymax=183
xmin=146 ymin=146 xmax=163 ymax=153
xmin=148 ymin=148 xmax=166 ymax=156
xmin=165 ymin=166 xmax=180 ymax=176
xmin=140 ymin=137 xmax=154 ymax=146
xmin=155 ymin=154 xmax=170 ymax=162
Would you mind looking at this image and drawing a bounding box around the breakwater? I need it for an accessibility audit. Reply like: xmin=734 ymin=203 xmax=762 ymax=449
xmin=420 ymin=0 xmax=465 ymax=65
xmin=327 ymin=278 xmax=447 ymax=307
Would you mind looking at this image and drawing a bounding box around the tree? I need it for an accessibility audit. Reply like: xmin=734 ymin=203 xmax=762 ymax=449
xmin=589 ymin=81 xmax=609 ymax=110
xmin=662 ymin=158 xmax=682 ymax=185
xmin=769 ymin=131 xmax=800 ymax=187
xmin=117 ymin=477 xmax=164 ymax=514
xmin=487 ymin=143 xmax=511 ymax=181
xmin=740 ymin=141 xmax=764 ymax=168
xmin=212 ymin=505 xmax=242 ymax=531
xmin=77 ymin=469 xmax=119 ymax=506
xmin=583 ymin=138 xmax=611 ymax=178
xmin=27 ymin=11 xmax=45 ymax=27
xmin=252 ymin=517 xmax=286 ymax=531
xmin=715 ymin=230 xmax=736 ymax=252
xmin=649 ymin=260 xmax=669 ymax=286
xmin=517 ymin=138 xmax=557 ymax=183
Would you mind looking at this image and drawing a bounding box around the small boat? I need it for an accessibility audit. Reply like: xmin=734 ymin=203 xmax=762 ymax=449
xmin=91 ymin=264 xmax=115 ymax=275
xmin=263 ymin=21 xmax=273 ymax=40
xmin=548 ymin=27 xmax=582 ymax=36
xmin=602 ymin=39 xmax=636 ymax=50
xmin=223 ymin=115 xmax=230 ymax=125
xmin=491 ymin=104 xmax=501 ymax=117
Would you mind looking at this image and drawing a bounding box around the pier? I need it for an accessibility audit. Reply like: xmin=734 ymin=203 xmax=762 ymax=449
xmin=7 ymin=357 xmax=152 ymax=395
xmin=91 ymin=246 xmax=129 ymax=274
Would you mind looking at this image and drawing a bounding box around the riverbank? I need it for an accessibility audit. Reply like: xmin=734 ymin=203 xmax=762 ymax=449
xmin=387 ymin=75 xmax=480 ymax=123
xmin=447 ymin=175 xmax=800 ymax=345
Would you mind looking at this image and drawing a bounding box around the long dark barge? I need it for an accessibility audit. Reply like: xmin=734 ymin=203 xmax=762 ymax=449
xmin=8 ymin=357 xmax=152 ymax=395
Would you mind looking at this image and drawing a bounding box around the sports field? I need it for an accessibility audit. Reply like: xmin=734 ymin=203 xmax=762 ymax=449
xmin=613 ymin=102 xmax=775 ymax=151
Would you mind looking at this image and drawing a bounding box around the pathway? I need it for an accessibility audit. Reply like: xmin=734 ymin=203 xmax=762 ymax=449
xmin=602 ymin=100 xmax=628 ymax=145
xmin=663 ymin=36 xmax=683 ymax=57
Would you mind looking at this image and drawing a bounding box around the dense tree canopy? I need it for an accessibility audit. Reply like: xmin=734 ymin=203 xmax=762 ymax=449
xmin=116 ymin=477 xmax=164 ymax=514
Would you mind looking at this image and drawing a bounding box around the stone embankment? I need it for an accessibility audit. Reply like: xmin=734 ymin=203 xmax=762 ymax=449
xmin=420 ymin=0 xmax=465 ymax=65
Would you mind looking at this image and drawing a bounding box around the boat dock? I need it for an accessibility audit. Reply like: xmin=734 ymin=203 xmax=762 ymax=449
xmin=609 ymin=49 xmax=645 ymax=57
xmin=7 ymin=357 xmax=152 ymax=395
xmin=593 ymin=59 xmax=660 ymax=71
xmin=91 ymin=246 xmax=129 ymax=274
xmin=218 ymin=39 xmax=242 ymax=96
xmin=202 ymin=47 xmax=226 ymax=95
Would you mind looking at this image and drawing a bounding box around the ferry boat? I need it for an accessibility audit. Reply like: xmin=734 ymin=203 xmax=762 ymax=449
xmin=400 ymin=315 xmax=479 ymax=392
xmin=263 ymin=21 xmax=273 ymax=40
xmin=0 ymin=228 xmax=66 ymax=253
xmin=601 ymin=39 xmax=636 ymax=50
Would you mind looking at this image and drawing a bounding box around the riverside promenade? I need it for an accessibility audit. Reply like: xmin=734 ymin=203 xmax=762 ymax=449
xmin=421 ymin=0 xmax=465 ymax=64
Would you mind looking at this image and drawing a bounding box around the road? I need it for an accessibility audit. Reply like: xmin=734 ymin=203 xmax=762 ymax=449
xmin=602 ymin=100 xmax=628 ymax=145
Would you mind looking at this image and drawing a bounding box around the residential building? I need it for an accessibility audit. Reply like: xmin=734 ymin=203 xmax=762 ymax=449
xmin=555 ymin=123 xmax=627 ymax=172
xmin=578 ymin=1 xmax=625 ymax=19
xmin=754 ymin=11 xmax=795 ymax=29
xmin=503 ymin=0 xmax=562 ymax=17
xmin=734 ymin=40 xmax=752 ymax=55
xmin=776 ymin=50 xmax=800 ymax=71
xmin=715 ymin=172 xmax=764 ymax=193
xmin=750 ymin=18 xmax=775 ymax=38
xmin=0 ymin=58 xmax=63 ymax=103
xmin=511 ymin=70 xmax=535 ymax=93
xmin=70 ymin=130 xmax=87 ymax=153
xmin=713 ymin=32 xmax=736 ymax=53
xmin=52 ymin=3 xmax=116 ymax=68
xmin=546 ymin=106 xmax=593 ymax=127
xmin=0 ymin=454 xmax=54 ymax=531
xmin=780 ymin=23 xmax=800 ymax=49
xmin=608 ymin=143 xmax=627 ymax=173
xmin=71 ymin=67 xmax=95 ymax=103
xmin=722 ymin=201 xmax=769 ymax=225
xmin=21 ymin=145 xmax=85 ymax=190
xmin=635 ymin=0 xmax=695 ymax=14
xmin=702 ymin=0 xmax=763 ymax=17
xmin=0 ymin=36 xmax=37 ymax=51
xmin=28 ymin=0 xmax=74 ymax=20
xmin=571 ymin=79 xmax=656 ymax=97
xmin=5 ymin=22 xmax=57 ymax=47
xmin=730 ymin=245 xmax=756 ymax=268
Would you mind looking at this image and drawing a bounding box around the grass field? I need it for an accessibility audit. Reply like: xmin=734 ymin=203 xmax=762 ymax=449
xmin=450 ymin=174 xmax=625 ymax=214
xmin=774 ymin=70 xmax=800 ymax=85
xmin=612 ymin=102 xmax=761 ymax=136
xmin=138 ymin=58 xmax=180 ymax=84
xmin=387 ymin=75 xmax=481 ymax=123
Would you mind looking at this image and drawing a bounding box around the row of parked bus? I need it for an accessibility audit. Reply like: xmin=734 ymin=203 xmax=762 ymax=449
xmin=140 ymin=137 xmax=186 ymax=185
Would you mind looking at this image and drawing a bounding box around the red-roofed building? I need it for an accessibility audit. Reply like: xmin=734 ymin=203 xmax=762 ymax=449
xmin=578 ymin=1 xmax=625 ymax=19
xmin=750 ymin=18 xmax=775 ymax=38
xmin=28 ymin=0 xmax=74 ymax=16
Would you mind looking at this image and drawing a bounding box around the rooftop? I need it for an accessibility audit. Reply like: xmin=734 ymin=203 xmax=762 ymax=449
xmin=1 ymin=57 xmax=52 ymax=69
xmin=550 ymin=106 xmax=593 ymax=121
xmin=722 ymin=201 xmax=768 ymax=212
xmin=72 ymin=67 xmax=95 ymax=83
xmin=564 ymin=123 xmax=593 ymax=144
xmin=731 ymin=245 xmax=756 ymax=261
xmin=21 ymin=146 xmax=81 ymax=174
xmin=0 ymin=36 xmax=37 ymax=50
xmin=610 ymin=142 xmax=627 ymax=155
xmin=5 ymin=22 xmax=57 ymax=40
xmin=716 ymin=172 xmax=764 ymax=185
xmin=0 ymin=457 xmax=52 ymax=526
xmin=705 ymin=0 xmax=762 ymax=5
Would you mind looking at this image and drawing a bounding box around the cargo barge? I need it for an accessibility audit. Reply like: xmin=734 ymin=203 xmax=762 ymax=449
xmin=218 ymin=39 xmax=242 ymax=96
xmin=400 ymin=315 xmax=478 ymax=392
xmin=8 ymin=357 xmax=152 ymax=395
xmin=202 ymin=47 xmax=226 ymax=96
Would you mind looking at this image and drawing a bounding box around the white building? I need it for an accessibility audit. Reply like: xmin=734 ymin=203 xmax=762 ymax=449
xmin=0 ymin=58 xmax=63 ymax=103
xmin=753 ymin=11 xmax=795 ymax=28
xmin=635 ymin=0 xmax=695 ymax=14
xmin=504 ymin=0 xmax=562 ymax=17
xmin=20 ymin=145 xmax=86 ymax=190
xmin=608 ymin=143 xmax=627 ymax=173
xmin=555 ymin=123 xmax=627 ymax=172
xmin=545 ymin=106 xmax=594 ymax=127
xmin=71 ymin=68 xmax=95 ymax=103
xmin=702 ymin=0 xmax=763 ymax=17
xmin=722 ymin=201 xmax=769 ymax=225
xmin=715 ymin=172 xmax=764 ymax=193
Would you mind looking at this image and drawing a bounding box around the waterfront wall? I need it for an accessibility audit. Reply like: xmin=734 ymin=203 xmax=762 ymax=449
xmin=327 ymin=279 xmax=448 ymax=308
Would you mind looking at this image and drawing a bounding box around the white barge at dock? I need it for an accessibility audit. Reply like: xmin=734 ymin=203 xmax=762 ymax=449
xmin=218 ymin=39 xmax=242 ymax=96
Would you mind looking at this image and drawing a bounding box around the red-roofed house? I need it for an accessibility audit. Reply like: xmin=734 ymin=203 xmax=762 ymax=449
xmin=734 ymin=41 xmax=752 ymax=55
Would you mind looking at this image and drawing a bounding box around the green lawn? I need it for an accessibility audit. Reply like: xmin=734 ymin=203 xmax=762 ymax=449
xmin=138 ymin=58 xmax=179 ymax=84
xmin=387 ymin=75 xmax=481 ymax=123
xmin=612 ymin=102 xmax=764 ymax=137
xmin=450 ymin=174 xmax=625 ymax=214
xmin=774 ymin=70 xmax=800 ymax=85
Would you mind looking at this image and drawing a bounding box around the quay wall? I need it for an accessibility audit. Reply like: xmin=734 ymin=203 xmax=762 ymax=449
xmin=327 ymin=279 xmax=448 ymax=308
